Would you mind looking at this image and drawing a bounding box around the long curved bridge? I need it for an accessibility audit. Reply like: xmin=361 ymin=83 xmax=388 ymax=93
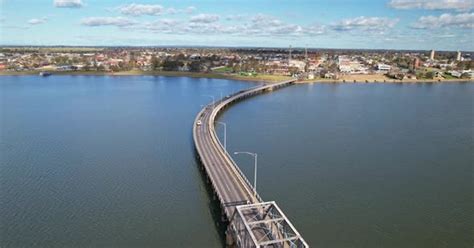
xmin=193 ymin=79 xmax=308 ymax=247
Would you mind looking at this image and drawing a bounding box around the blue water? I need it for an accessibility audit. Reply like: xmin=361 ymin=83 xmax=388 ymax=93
xmin=1 ymin=76 xmax=473 ymax=248
xmin=0 ymin=75 xmax=250 ymax=247
xmin=222 ymin=82 xmax=473 ymax=248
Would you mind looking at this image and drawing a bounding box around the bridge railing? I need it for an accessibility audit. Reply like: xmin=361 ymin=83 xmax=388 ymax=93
xmin=210 ymin=104 xmax=263 ymax=203
xmin=213 ymin=127 xmax=264 ymax=203
xmin=209 ymin=81 xmax=296 ymax=204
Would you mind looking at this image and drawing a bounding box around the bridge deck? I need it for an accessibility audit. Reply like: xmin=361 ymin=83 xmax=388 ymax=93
xmin=193 ymin=79 xmax=296 ymax=219
xmin=193 ymin=79 xmax=308 ymax=247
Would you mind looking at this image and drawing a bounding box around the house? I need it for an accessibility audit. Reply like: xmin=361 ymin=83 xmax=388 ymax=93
xmin=448 ymin=70 xmax=462 ymax=78
xmin=377 ymin=64 xmax=391 ymax=71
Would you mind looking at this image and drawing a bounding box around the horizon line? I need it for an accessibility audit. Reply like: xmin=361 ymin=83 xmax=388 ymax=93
xmin=0 ymin=44 xmax=472 ymax=53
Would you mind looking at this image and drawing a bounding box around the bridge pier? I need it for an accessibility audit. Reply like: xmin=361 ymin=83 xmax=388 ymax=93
xmin=225 ymin=228 xmax=236 ymax=247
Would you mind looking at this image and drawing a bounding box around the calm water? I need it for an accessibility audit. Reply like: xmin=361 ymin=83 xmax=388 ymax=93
xmin=1 ymin=76 xmax=473 ymax=248
xmin=0 ymin=76 xmax=250 ymax=247
xmin=221 ymin=82 xmax=473 ymax=248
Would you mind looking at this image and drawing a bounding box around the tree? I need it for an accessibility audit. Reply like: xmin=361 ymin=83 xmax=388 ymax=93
xmin=151 ymin=56 xmax=160 ymax=71
xmin=289 ymin=67 xmax=298 ymax=75
xmin=425 ymin=71 xmax=435 ymax=79
xmin=110 ymin=65 xmax=120 ymax=72
xmin=189 ymin=61 xmax=202 ymax=72
xmin=161 ymin=60 xmax=183 ymax=71
xmin=176 ymin=53 xmax=186 ymax=60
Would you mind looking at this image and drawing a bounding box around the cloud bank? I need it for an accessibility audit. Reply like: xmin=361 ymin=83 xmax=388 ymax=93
xmin=412 ymin=12 xmax=474 ymax=29
xmin=81 ymin=17 xmax=137 ymax=27
xmin=389 ymin=0 xmax=474 ymax=11
xmin=54 ymin=0 xmax=83 ymax=8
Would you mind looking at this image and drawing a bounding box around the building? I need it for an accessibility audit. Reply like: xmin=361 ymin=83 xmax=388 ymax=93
xmin=377 ymin=63 xmax=391 ymax=72
xmin=456 ymin=51 xmax=462 ymax=61
xmin=430 ymin=50 xmax=435 ymax=60
xmin=448 ymin=70 xmax=462 ymax=78
xmin=289 ymin=60 xmax=306 ymax=72
xmin=411 ymin=57 xmax=420 ymax=70
xmin=462 ymin=69 xmax=474 ymax=78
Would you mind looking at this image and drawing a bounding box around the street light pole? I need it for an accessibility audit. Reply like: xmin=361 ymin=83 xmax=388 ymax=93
xmin=233 ymin=151 xmax=258 ymax=198
xmin=216 ymin=121 xmax=226 ymax=149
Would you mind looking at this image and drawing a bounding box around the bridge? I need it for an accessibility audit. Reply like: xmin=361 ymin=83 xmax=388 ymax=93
xmin=193 ymin=79 xmax=308 ymax=247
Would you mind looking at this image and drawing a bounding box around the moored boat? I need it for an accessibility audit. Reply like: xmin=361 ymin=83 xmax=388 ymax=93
xmin=39 ymin=71 xmax=52 ymax=76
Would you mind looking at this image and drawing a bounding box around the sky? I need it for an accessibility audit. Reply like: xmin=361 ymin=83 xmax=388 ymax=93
xmin=0 ymin=0 xmax=473 ymax=51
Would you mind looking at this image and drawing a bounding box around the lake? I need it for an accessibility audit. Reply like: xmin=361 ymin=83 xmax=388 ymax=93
xmin=1 ymin=76 xmax=472 ymax=248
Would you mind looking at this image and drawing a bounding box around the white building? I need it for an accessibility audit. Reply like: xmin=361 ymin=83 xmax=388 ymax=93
xmin=377 ymin=64 xmax=391 ymax=71
xmin=448 ymin=70 xmax=462 ymax=78
xmin=289 ymin=60 xmax=306 ymax=72
xmin=456 ymin=51 xmax=462 ymax=61
xmin=462 ymin=70 xmax=474 ymax=78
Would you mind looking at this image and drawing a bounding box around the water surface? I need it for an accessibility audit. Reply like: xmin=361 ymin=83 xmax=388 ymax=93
xmin=1 ymin=77 xmax=472 ymax=248
xmin=221 ymin=82 xmax=473 ymax=248
xmin=0 ymin=75 xmax=250 ymax=247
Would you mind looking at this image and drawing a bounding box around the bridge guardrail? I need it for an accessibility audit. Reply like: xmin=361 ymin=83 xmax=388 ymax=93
xmin=208 ymin=80 xmax=296 ymax=203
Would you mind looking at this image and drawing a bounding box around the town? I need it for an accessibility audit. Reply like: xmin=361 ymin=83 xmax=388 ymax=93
xmin=1 ymin=46 xmax=473 ymax=81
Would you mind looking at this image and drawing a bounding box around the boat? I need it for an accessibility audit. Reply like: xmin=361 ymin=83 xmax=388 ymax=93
xmin=39 ymin=71 xmax=52 ymax=77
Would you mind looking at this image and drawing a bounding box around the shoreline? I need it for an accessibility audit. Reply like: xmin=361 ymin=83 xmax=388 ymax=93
xmin=0 ymin=70 xmax=290 ymax=83
xmin=1 ymin=70 xmax=472 ymax=84
xmin=299 ymin=78 xmax=474 ymax=84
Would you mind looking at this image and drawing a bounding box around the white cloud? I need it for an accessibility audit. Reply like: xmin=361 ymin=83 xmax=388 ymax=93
xmin=166 ymin=8 xmax=178 ymax=14
xmin=142 ymin=13 xmax=325 ymax=37
xmin=166 ymin=6 xmax=196 ymax=15
xmin=143 ymin=13 xmax=321 ymax=37
xmin=190 ymin=14 xmax=219 ymax=23
xmin=80 ymin=17 xmax=137 ymax=27
xmin=389 ymin=0 xmax=474 ymax=11
xmin=115 ymin=4 xmax=194 ymax=16
xmin=159 ymin=18 xmax=180 ymax=26
xmin=54 ymin=0 xmax=83 ymax=8
xmin=244 ymin=14 xmax=306 ymax=35
xmin=118 ymin=4 xmax=164 ymax=16
xmin=412 ymin=12 xmax=474 ymax=29
xmin=225 ymin=14 xmax=245 ymax=21
xmin=186 ymin=6 xmax=196 ymax=14
xmin=332 ymin=16 xmax=399 ymax=31
xmin=28 ymin=18 xmax=47 ymax=25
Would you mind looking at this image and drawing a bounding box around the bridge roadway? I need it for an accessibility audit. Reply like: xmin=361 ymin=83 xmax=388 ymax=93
xmin=193 ymin=79 xmax=296 ymax=220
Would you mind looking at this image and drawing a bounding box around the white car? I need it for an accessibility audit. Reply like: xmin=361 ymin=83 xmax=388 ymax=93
xmin=196 ymin=120 xmax=202 ymax=126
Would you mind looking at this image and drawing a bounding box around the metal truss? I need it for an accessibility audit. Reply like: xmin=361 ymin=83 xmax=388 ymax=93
xmin=229 ymin=201 xmax=308 ymax=248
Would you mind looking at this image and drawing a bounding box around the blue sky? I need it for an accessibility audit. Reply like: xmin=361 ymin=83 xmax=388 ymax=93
xmin=1 ymin=0 xmax=473 ymax=50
